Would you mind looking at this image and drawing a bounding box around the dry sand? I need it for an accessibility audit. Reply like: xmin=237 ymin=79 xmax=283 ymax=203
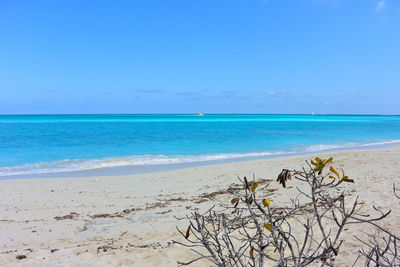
xmin=1 ymin=146 xmax=400 ymax=266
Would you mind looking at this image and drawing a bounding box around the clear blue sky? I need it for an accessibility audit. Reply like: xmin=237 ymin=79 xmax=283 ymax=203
xmin=0 ymin=0 xmax=399 ymax=114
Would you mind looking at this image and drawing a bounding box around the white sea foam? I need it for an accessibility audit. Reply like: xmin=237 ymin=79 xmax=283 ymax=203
xmin=1 ymin=140 xmax=399 ymax=177
xmin=303 ymin=139 xmax=400 ymax=152
xmin=0 ymin=152 xmax=287 ymax=176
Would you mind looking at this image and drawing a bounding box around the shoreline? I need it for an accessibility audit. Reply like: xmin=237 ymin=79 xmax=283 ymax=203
xmin=2 ymin=140 xmax=400 ymax=180
xmin=1 ymin=145 xmax=400 ymax=266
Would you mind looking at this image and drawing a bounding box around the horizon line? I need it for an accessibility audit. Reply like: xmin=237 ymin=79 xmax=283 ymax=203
xmin=0 ymin=113 xmax=399 ymax=116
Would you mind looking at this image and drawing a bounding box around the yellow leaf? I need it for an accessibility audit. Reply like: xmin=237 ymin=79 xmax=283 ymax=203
xmin=311 ymin=159 xmax=317 ymax=166
xmin=264 ymin=223 xmax=272 ymax=232
xmin=314 ymin=163 xmax=325 ymax=172
xmin=263 ymin=198 xmax=270 ymax=208
xmin=329 ymin=175 xmax=336 ymax=180
xmin=324 ymin=157 xmax=333 ymax=164
xmin=251 ymin=182 xmax=259 ymax=192
xmin=315 ymin=157 xmax=323 ymax=164
xmin=330 ymin=166 xmax=340 ymax=178
xmin=361 ymin=200 xmax=365 ymax=205
xmin=342 ymin=176 xmax=354 ymax=183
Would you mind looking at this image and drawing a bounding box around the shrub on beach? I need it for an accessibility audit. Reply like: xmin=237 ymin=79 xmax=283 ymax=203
xmin=175 ymin=157 xmax=399 ymax=266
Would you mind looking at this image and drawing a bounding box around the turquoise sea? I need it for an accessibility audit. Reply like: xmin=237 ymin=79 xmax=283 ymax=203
xmin=1 ymin=114 xmax=400 ymax=177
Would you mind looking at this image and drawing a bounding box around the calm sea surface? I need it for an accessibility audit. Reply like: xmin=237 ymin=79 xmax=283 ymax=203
xmin=1 ymin=114 xmax=400 ymax=177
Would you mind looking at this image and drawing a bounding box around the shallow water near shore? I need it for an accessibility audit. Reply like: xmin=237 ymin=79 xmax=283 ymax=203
xmin=1 ymin=114 xmax=400 ymax=177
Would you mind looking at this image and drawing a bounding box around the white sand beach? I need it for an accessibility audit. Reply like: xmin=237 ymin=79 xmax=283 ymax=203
xmin=1 ymin=146 xmax=400 ymax=266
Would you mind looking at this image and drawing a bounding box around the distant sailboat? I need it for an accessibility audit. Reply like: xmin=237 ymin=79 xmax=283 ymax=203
xmin=311 ymin=111 xmax=315 ymax=115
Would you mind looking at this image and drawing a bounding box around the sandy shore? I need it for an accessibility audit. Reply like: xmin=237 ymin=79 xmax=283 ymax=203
xmin=1 ymin=146 xmax=400 ymax=266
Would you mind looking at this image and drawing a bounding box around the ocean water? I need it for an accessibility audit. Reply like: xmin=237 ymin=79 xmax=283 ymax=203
xmin=1 ymin=114 xmax=400 ymax=177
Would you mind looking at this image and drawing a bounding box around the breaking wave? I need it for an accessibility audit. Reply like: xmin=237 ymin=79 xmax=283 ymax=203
xmin=1 ymin=140 xmax=399 ymax=177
